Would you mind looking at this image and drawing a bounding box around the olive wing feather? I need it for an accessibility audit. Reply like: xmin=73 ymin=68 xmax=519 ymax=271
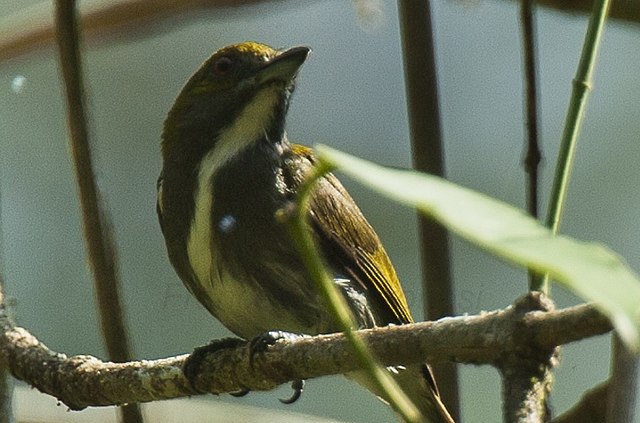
xmin=286 ymin=144 xmax=413 ymax=325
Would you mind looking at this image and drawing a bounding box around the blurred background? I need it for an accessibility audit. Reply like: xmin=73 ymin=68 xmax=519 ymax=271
xmin=1 ymin=0 xmax=639 ymax=421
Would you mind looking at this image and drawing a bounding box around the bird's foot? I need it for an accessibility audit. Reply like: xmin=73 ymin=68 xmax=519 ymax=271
xmin=249 ymin=330 xmax=309 ymax=404
xmin=248 ymin=330 xmax=307 ymax=356
xmin=183 ymin=337 xmax=245 ymax=392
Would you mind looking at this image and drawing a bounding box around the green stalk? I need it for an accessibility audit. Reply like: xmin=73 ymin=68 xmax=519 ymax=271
xmin=532 ymin=0 xmax=612 ymax=292
xmin=287 ymin=162 xmax=425 ymax=423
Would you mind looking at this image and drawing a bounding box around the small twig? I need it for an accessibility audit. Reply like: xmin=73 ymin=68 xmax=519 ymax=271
xmin=520 ymin=0 xmax=541 ymax=223
xmin=519 ymin=0 xmax=550 ymax=387
xmin=537 ymin=0 xmax=612 ymax=292
xmin=53 ymin=2 xmax=141 ymax=422
xmin=545 ymin=0 xmax=612 ymax=234
xmin=526 ymin=0 xmax=639 ymax=23
xmin=397 ymin=1 xmax=459 ymax=419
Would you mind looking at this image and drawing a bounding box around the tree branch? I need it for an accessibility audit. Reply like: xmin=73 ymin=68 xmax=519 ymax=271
xmin=0 ymin=0 xmax=288 ymax=62
xmin=0 ymin=292 xmax=612 ymax=411
xmin=525 ymin=301 xmax=612 ymax=348
xmin=500 ymin=361 xmax=555 ymax=423
xmin=498 ymin=294 xmax=558 ymax=423
xmin=2 ymin=0 xmax=639 ymax=64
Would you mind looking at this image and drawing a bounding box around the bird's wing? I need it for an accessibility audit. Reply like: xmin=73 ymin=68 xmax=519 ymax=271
xmin=286 ymin=146 xmax=449 ymax=413
xmin=287 ymin=144 xmax=413 ymax=325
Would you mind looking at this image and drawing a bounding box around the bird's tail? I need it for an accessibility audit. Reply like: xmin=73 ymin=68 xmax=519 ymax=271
xmin=348 ymin=363 xmax=455 ymax=423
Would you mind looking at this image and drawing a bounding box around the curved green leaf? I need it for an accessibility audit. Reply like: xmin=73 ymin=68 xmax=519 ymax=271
xmin=317 ymin=145 xmax=640 ymax=352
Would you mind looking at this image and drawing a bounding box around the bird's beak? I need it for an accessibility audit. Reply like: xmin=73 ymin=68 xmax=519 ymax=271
xmin=256 ymin=46 xmax=311 ymax=86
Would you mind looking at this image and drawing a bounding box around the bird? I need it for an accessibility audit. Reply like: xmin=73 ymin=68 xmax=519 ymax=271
xmin=157 ymin=41 xmax=454 ymax=423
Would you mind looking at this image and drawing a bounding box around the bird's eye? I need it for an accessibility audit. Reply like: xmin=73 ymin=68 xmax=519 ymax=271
xmin=212 ymin=56 xmax=233 ymax=76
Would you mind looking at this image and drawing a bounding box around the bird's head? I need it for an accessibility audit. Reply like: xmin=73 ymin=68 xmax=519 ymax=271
xmin=162 ymin=42 xmax=310 ymax=164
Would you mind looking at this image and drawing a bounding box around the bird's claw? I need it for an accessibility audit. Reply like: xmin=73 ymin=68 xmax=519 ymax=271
xmin=248 ymin=330 xmax=308 ymax=365
xmin=279 ymin=379 xmax=305 ymax=404
xmin=230 ymin=389 xmax=249 ymax=397
xmin=249 ymin=331 xmax=309 ymax=404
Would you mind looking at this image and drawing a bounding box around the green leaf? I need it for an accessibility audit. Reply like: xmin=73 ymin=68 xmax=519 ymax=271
xmin=317 ymin=145 xmax=640 ymax=352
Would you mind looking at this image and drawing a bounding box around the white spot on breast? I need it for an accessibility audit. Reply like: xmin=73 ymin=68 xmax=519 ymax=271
xmin=218 ymin=214 xmax=236 ymax=233
xmin=11 ymin=75 xmax=26 ymax=93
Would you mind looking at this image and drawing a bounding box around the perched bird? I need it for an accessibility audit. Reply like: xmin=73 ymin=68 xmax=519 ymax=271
xmin=157 ymin=41 xmax=453 ymax=423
